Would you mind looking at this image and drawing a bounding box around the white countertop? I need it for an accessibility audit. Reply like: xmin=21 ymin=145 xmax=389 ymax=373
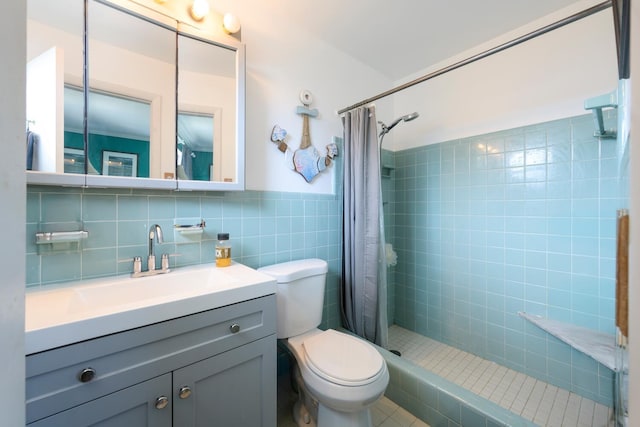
xmin=25 ymin=262 xmax=276 ymax=355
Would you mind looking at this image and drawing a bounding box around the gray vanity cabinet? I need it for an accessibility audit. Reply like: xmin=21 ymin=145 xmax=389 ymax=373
xmin=26 ymin=295 xmax=277 ymax=427
xmin=29 ymin=374 xmax=173 ymax=427
xmin=173 ymin=336 xmax=275 ymax=426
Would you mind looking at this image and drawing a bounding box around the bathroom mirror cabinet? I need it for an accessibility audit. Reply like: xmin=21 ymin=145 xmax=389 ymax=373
xmin=26 ymin=0 xmax=246 ymax=191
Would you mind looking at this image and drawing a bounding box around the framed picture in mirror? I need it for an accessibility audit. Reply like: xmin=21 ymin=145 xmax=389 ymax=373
xmin=102 ymin=151 xmax=138 ymax=177
xmin=63 ymin=148 xmax=85 ymax=174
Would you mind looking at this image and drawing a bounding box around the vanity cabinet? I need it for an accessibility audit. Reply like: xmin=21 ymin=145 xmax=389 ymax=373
xmin=26 ymin=295 xmax=276 ymax=427
xmin=29 ymin=373 xmax=173 ymax=427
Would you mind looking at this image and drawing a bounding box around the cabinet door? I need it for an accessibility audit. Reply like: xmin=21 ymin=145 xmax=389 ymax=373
xmin=173 ymin=335 xmax=276 ymax=427
xmin=28 ymin=374 xmax=172 ymax=427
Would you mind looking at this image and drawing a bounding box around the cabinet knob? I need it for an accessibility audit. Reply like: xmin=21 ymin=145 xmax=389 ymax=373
xmin=78 ymin=367 xmax=96 ymax=383
xmin=155 ymin=396 xmax=169 ymax=410
xmin=179 ymin=386 xmax=192 ymax=399
xmin=230 ymin=323 xmax=240 ymax=333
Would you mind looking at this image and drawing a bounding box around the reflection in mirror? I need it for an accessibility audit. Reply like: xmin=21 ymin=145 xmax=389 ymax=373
xmin=26 ymin=0 xmax=84 ymax=174
xmin=88 ymin=0 xmax=176 ymax=179
xmin=177 ymin=112 xmax=216 ymax=181
xmin=66 ymin=85 xmax=151 ymax=177
xmin=102 ymin=151 xmax=138 ymax=177
xmin=63 ymin=148 xmax=85 ymax=174
xmin=178 ymin=34 xmax=237 ymax=183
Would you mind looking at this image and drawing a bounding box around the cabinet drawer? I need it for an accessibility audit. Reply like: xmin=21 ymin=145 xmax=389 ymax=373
xmin=26 ymin=294 xmax=275 ymax=424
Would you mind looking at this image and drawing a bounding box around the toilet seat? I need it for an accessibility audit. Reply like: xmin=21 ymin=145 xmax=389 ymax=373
xmin=301 ymin=329 xmax=385 ymax=386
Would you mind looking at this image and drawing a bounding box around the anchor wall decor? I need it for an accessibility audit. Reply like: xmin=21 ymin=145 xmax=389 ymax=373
xmin=270 ymin=90 xmax=338 ymax=183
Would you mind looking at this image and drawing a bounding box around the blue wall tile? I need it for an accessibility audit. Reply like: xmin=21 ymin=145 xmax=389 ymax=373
xmin=390 ymin=114 xmax=622 ymax=406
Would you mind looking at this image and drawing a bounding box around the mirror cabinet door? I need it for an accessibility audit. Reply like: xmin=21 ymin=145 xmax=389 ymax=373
xmin=86 ymin=0 xmax=177 ymax=187
xmin=177 ymin=34 xmax=239 ymax=187
xmin=26 ymin=0 xmax=85 ymax=184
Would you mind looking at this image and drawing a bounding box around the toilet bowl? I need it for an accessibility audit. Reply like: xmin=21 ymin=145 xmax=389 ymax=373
xmin=287 ymin=329 xmax=389 ymax=425
xmin=258 ymin=259 xmax=389 ymax=427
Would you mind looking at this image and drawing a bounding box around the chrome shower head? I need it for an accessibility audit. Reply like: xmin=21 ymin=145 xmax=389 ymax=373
xmin=402 ymin=112 xmax=419 ymax=122
xmin=379 ymin=112 xmax=419 ymax=137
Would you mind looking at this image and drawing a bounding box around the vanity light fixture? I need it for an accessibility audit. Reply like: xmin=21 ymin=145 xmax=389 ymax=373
xmin=222 ymin=12 xmax=241 ymax=34
xmin=190 ymin=0 xmax=210 ymax=21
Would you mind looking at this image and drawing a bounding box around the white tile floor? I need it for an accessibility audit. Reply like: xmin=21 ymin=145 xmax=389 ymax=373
xmin=388 ymin=325 xmax=614 ymax=427
xmin=277 ymin=369 xmax=430 ymax=427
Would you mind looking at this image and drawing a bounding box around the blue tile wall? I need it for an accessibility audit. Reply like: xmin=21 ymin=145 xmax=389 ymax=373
xmin=26 ymin=188 xmax=343 ymax=330
xmin=382 ymin=148 xmax=397 ymax=326
xmin=390 ymin=113 xmax=622 ymax=406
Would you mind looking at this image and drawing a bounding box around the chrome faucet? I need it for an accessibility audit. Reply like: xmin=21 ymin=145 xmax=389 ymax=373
xmin=131 ymin=224 xmax=170 ymax=278
xmin=148 ymin=223 xmax=164 ymax=271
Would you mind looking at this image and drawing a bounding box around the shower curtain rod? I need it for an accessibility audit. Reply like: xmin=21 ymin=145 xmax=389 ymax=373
xmin=337 ymin=0 xmax=612 ymax=115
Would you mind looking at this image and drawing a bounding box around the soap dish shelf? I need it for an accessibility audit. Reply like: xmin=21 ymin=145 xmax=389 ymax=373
xmin=518 ymin=311 xmax=621 ymax=371
xmin=174 ymin=226 xmax=205 ymax=235
xmin=36 ymin=230 xmax=89 ymax=244
xmin=174 ymin=219 xmax=206 ymax=235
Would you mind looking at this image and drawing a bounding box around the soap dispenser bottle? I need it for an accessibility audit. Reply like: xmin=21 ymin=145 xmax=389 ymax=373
xmin=215 ymin=233 xmax=231 ymax=267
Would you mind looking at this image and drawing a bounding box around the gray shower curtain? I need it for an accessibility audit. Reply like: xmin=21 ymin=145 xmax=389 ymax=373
xmin=341 ymin=106 xmax=388 ymax=348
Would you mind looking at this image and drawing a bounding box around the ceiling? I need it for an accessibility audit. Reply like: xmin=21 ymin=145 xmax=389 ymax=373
xmin=215 ymin=0 xmax=603 ymax=81
xmin=30 ymin=0 xmax=607 ymax=83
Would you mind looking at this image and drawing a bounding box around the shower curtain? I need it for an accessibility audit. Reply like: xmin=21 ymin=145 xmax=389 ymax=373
xmin=341 ymin=106 xmax=388 ymax=348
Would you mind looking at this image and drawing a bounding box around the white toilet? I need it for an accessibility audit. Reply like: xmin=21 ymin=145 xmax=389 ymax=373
xmin=258 ymin=259 xmax=389 ymax=427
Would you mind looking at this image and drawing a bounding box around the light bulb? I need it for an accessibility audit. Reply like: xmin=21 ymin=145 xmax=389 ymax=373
xmin=223 ymin=13 xmax=241 ymax=34
xmin=190 ymin=0 xmax=210 ymax=21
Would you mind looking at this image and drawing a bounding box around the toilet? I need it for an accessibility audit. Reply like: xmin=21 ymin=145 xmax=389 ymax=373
xmin=258 ymin=259 xmax=389 ymax=427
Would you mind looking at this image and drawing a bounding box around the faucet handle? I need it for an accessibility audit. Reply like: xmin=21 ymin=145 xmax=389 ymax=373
xmin=161 ymin=254 xmax=170 ymax=271
xmin=133 ymin=256 xmax=142 ymax=274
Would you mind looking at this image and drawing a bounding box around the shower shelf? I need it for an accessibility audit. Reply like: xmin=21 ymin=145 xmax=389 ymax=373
xmin=518 ymin=312 xmax=622 ymax=372
xmin=381 ymin=164 xmax=395 ymax=179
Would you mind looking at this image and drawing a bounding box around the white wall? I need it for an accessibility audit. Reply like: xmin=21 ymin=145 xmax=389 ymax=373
xmin=0 ymin=0 xmax=26 ymax=424
xmin=231 ymin=6 xmax=391 ymax=194
xmin=389 ymin=6 xmax=618 ymax=150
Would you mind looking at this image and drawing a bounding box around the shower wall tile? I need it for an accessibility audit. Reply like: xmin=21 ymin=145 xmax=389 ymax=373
xmin=391 ymin=113 xmax=623 ymax=407
xmin=25 ymin=188 xmax=343 ymax=331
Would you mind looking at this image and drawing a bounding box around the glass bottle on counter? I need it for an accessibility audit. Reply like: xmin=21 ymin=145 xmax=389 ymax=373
xmin=215 ymin=233 xmax=231 ymax=267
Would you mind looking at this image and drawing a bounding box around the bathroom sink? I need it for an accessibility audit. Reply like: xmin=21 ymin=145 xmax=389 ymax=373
xmin=25 ymin=262 xmax=276 ymax=354
xmin=67 ymin=267 xmax=237 ymax=313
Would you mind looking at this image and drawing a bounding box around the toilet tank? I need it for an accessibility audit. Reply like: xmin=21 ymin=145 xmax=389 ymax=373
xmin=258 ymin=259 xmax=328 ymax=339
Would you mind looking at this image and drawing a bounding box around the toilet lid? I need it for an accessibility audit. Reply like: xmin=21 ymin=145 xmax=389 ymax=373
xmin=302 ymin=329 xmax=384 ymax=386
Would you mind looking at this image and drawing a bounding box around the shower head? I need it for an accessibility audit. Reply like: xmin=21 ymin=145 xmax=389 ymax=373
xmin=403 ymin=112 xmax=419 ymax=122
xmin=379 ymin=112 xmax=419 ymax=137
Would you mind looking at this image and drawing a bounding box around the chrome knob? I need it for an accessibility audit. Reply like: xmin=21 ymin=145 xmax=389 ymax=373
xmin=179 ymin=386 xmax=192 ymax=399
xmin=230 ymin=323 xmax=240 ymax=333
xmin=155 ymin=396 xmax=169 ymax=410
xmin=78 ymin=368 xmax=96 ymax=383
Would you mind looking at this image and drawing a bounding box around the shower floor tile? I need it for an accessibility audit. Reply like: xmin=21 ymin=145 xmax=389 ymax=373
xmin=388 ymin=325 xmax=613 ymax=427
